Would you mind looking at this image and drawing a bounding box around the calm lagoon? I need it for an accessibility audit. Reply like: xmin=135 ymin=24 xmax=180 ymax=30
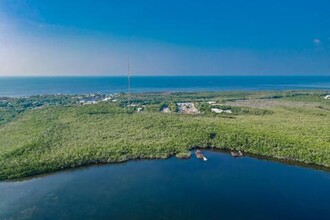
xmin=0 ymin=151 xmax=329 ymax=220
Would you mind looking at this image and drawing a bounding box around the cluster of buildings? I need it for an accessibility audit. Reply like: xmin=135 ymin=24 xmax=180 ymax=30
xmin=177 ymin=102 xmax=199 ymax=114
xmin=208 ymin=101 xmax=232 ymax=114
xmin=169 ymin=101 xmax=233 ymax=115
xmin=77 ymin=93 xmax=118 ymax=105
xmin=127 ymin=103 xmax=145 ymax=113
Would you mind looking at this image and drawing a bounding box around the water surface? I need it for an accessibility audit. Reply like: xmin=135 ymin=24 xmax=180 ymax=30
xmin=1 ymin=75 xmax=329 ymax=97
xmin=0 ymin=151 xmax=329 ymax=220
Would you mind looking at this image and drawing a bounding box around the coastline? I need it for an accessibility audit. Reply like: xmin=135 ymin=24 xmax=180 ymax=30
xmin=0 ymin=90 xmax=329 ymax=180
xmin=1 ymin=75 xmax=330 ymax=97
xmin=3 ymin=148 xmax=330 ymax=182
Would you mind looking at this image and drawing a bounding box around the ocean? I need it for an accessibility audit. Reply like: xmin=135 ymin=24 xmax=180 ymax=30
xmin=0 ymin=75 xmax=329 ymax=97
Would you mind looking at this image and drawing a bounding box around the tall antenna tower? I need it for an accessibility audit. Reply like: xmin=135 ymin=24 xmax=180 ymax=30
xmin=127 ymin=55 xmax=131 ymax=107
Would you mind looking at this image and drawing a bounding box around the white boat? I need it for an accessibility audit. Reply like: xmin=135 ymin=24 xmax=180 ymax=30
xmin=195 ymin=150 xmax=208 ymax=161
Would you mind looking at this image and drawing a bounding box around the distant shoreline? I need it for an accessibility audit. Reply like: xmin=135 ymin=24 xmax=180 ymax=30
xmin=0 ymin=75 xmax=330 ymax=97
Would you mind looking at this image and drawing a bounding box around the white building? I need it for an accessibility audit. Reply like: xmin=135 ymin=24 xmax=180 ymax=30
xmin=102 ymin=97 xmax=112 ymax=102
xmin=177 ymin=102 xmax=199 ymax=114
xmin=161 ymin=106 xmax=171 ymax=113
xmin=211 ymin=108 xmax=232 ymax=114
xmin=211 ymin=108 xmax=223 ymax=113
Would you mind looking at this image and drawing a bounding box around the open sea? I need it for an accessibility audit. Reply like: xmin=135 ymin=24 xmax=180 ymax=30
xmin=0 ymin=75 xmax=329 ymax=97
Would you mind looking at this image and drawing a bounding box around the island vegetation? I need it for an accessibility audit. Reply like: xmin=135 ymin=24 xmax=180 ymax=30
xmin=0 ymin=90 xmax=329 ymax=180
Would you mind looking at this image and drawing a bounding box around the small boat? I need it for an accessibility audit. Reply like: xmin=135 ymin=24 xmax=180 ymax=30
xmin=195 ymin=150 xmax=208 ymax=161
xmin=231 ymin=151 xmax=243 ymax=158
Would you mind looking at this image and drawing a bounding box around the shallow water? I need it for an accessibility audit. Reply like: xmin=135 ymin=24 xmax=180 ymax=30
xmin=0 ymin=151 xmax=329 ymax=220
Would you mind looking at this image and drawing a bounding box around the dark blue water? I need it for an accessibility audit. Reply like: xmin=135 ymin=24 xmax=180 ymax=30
xmin=0 ymin=151 xmax=329 ymax=220
xmin=0 ymin=75 xmax=329 ymax=97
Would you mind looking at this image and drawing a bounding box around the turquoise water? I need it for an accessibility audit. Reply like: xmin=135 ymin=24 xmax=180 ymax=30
xmin=0 ymin=75 xmax=329 ymax=97
xmin=0 ymin=151 xmax=329 ymax=220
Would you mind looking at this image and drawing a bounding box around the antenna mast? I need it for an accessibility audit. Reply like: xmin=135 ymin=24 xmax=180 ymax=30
xmin=127 ymin=55 xmax=131 ymax=107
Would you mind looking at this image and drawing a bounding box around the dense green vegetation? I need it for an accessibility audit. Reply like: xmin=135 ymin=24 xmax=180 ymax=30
xmin=0 ymin=95 xmax=76 ymax=126
xmin=0 ymin=91 xmax=329 ymax=180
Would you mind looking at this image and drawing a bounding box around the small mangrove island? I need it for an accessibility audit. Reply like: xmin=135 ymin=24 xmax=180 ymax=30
xmin=0 ymin=90 xmax=329 ymax=180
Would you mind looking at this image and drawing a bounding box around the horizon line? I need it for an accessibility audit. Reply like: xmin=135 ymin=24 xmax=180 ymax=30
xmin=1 ymin=74 xmax=330 ymax=77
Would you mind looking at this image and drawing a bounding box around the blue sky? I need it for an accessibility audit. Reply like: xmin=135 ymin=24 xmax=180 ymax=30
xmin=0 ymin=0 xmax=329 ymax=75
